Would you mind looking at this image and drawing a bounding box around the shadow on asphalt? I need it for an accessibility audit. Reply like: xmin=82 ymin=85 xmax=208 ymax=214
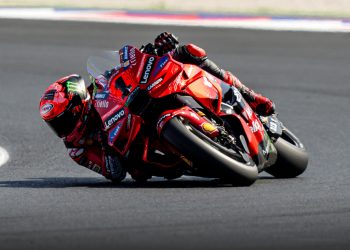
xmin=0 ymin=176 xmax=275 ymax=188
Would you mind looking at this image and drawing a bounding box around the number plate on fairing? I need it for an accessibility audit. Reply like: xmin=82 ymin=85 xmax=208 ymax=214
xmin=262 ymin=116 xmax=283 ymax=139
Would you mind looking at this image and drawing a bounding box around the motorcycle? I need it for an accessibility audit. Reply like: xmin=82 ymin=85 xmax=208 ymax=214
xmin=86 ymin=45 xmax=308 ymax=186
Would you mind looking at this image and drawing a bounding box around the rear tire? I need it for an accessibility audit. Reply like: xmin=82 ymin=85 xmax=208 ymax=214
xmin=266 ymin=128 xmax=308 ymax=178
xmin=162 ymin=117 xmax=258 ymax=186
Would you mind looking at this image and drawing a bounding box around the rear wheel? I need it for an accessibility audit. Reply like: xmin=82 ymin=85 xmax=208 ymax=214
xmin=265 ymin=128 xmax=308 ymax=178
xmin=162 ymin=117 xmax=258 ymax=186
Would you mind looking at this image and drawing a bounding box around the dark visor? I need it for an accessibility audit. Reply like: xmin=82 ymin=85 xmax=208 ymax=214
xmin=46 ymin=109 xmax=80 ymax=138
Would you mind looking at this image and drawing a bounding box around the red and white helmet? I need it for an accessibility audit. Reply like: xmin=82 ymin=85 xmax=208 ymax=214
xmin=39 ymin=74 xmax=90 ymax=138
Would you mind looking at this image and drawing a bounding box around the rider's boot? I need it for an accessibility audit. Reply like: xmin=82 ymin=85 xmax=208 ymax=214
xmin=223 ymin=71 xmax=275 ymax=116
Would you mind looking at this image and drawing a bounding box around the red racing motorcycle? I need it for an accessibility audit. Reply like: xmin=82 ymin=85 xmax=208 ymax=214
xmin=87 ymin=45 xmax=308 ymax=186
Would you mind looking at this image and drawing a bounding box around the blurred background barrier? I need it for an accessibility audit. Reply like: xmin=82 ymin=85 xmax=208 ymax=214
xmin=1 ymin=0 xmax=350 ymax=18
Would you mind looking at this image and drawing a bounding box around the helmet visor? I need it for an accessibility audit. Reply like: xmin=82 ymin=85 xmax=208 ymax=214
xmin=45 ymin=109 xmax=80 ymax=138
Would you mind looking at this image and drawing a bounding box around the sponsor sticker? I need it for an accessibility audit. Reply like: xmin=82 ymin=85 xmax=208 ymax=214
xmin=201 ymin=122 xmax=217 ymax=134
xmin=122 ymin=46 xmax=129 ymax=62
xmin=140 ymin=56 xmax=155 ymax=84
xmin=233 ymin=88 xmax=242 ymax=103
xmin=95 ymin=92 xmax=108 ymax=99
xmin=153 ymin=55 xmax=169 ymax=76
xmin=40 ymin=103 xmax=53 ymax=116
xmin=94 ymin=100 xmax=109 ymax=108
xmin=190 ymin=112 xmax=201 ymax=121
xmin=104 ymin=108 xmax=125 ymax=130
xmin=269 ymin=120 xmax=278 ymax=133
xmin=244 ymin=106 xmax=253 ymax=120
xmin=250 ymin=119 xmax=262 ymax=133
xmin=129 ymin=47 xmax=137 ymax=66
xmin=109 ymin=123 xmax=122 ymax=143
xmin=68 ymin=148 xmax=84 ymax=158
xmin=147 ymin=78 xmax=163 ymax=91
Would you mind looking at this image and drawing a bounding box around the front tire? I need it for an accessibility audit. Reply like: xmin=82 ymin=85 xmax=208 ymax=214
xmin=266 ymin=128 xmax=308 ymax=178
xmin=162 ymin=117 xmax=258 ymax=186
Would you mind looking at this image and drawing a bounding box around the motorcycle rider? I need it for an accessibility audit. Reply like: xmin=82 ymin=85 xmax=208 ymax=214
xmin=39 ymin=32 xmax=275 ymax=182
xmin=39 ymin=74 xmax=127 ymax=182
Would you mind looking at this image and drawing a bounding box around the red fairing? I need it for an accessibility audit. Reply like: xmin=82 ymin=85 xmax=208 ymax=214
xmin=107 ymin=114 xmax=143 ymax=156
xmin=219 ymin=98 xmax=266 ymax=158
xmin=241 ymin=104 xmax=265 ymax=149
xmin=91 ymin=46 xmax=147 ymax=156
xmin=225 ymin=114 xmax=261 ymax=156
xmin=92 ymin=45 xmax=268 ymax=163
xmin=183 ymin=68 xmax=223 ymax=114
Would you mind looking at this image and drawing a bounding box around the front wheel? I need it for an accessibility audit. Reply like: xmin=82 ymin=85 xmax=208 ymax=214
xmin=266 ymin=127 xmax=308 ymax=178
xmin=161 ymin=117 xmax=258 ymax=186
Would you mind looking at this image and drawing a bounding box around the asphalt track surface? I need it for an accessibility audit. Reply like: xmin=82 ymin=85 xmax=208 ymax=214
xmin=0 ymin=19 xmax=349 ymax=250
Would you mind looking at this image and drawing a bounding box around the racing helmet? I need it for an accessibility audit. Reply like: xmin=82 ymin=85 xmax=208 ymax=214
xmin=39 ymin=74 xmax=90 ymax=138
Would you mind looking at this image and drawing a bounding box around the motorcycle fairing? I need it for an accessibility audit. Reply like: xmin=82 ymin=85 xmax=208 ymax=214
xmin=155 ymin=70 xmax=276 ymax=169
xmin=92 ymin=45 xmax=186 ymax=156
xmin=90 ymin=45 xmax=276 ymax=169
xmin=172 ymin=69 xmax=275 ymax=165
xmin=107 ymin=114 xmax=142 ymax=155
xmin=91 ymin=46 xmax=147 ymax=155
xmin=92 ymin=91 xmax=143 ymax=155
xmin=226 ymin=90 xmax=277 ymax=169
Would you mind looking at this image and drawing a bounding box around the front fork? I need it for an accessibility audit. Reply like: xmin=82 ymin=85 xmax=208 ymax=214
xmin=221 ymin=101 xmax=281 ymax=170
xmin=254 ymin=115 xmax=283 ymax=170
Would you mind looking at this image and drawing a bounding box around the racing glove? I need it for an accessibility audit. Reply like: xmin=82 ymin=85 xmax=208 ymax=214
xmin=154 ymin=32 xmax=179 ymax=56
xmin=140 ymin=43 xmax=157 ymax=55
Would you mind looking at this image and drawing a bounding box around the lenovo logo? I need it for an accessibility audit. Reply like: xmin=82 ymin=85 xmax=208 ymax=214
xmin=140 ymin=57 xmax=155 ymax=84
xmin=104 ymin=109 xmax=125 ymax=130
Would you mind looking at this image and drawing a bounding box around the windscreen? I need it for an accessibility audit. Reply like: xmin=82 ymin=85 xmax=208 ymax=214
xmin=86 ymin=50 xmax=121 ymax=79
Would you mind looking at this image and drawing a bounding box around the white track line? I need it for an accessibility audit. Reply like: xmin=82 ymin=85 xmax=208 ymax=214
xmin=0 ymin=146 xmax=9 ymax=167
